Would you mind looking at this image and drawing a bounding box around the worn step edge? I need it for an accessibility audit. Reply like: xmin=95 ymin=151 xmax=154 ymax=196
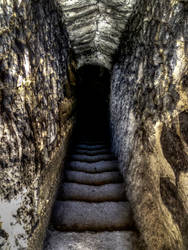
xmin=67 ymin=160 xmax=118 ymax=173
xmin=44 ymin=230 xmax=137 ymax=250
xmin=58 ymin=182 xmax=126 ymax=202
xmin=64 ymin=170 xmax=123 ymax=185
xmin=51 ymin=201 xmax=134 ymax=231
xmin=73 ymin=149 xmax=111 ymax=156
xmin=75 ymin=144 xmax=108 ymax=150
xmin=70 ymin=154 xmax=116 ymax=163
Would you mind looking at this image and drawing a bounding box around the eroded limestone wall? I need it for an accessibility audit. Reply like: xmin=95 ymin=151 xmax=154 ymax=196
xmin=0 ymin=1 xmax=75 ymax=249
xmin=56 ymin=0 xmax=137 ymax=69
xmin=110 ymin=0 xmax=188 ymax=249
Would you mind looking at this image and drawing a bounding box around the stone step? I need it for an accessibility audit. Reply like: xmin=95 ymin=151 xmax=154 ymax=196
xmin=44 ymin=230 xmax=137 ymax=250
xmin=51 ymin=201 xmax=133 ymax=231
xmin=73 ymin=148 xmax=110 ymax=156
xmin=64 ymin=170 xmax=123 ymax=185
xmin=58 ymin=183 xmax=126 ymax=202
xmin=75 ymin=144 xmax=107 ymax=150
xmin=70 ymin=154 xmax=115 ymax=162
xmin=67 ymin=160 xmax=118 ymax=173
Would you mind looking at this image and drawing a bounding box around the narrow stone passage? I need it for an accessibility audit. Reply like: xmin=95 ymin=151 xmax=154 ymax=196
xmin=43 ymin=65 xmax=137 ymax=249
xmin=44 ymin=140 xmax=137 ymax=249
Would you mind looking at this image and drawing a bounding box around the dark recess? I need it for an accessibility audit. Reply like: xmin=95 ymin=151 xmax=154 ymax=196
xmin=74 ymin=65 xmax=111 ymax=142
xmin=160 ymin=124 xmax=188 ymax=181
xmin=179 ymin=111 xmax=188 ymax=145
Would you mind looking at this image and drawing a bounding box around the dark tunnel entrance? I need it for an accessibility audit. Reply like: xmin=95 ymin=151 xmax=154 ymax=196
xmin=74 ymin=65 xmax=111 ymax=142
xmin=44 ymin=65 xmax=135 ymax=249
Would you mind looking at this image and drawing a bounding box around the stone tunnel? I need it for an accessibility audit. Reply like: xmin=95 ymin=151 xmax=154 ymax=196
xmin=0 ymin=0 xmax=188 ymax=249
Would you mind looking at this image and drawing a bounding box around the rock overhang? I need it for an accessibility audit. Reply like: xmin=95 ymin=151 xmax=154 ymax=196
xmin=55 ymin=0 xmax=137 ymax=69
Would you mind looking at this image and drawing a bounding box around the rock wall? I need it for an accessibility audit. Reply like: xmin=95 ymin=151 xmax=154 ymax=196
xmin=0 ymin=1 xmax=75 ymax=249
xmin=110 ymin=0 xmax=188 ymax=249
xmin=56 ymin=0 xmax=137 ymax=69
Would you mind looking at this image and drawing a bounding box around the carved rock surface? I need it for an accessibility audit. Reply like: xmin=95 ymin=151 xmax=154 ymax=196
xmin=110 ymin=0 xmax=188 ymax=249
xmin=0 ymin=0 xmax=75 ymax=249
xmin=1 ymin=0 xmax=188 ymax=249
xmin=55 ymin=0 xmax=137 ymax=69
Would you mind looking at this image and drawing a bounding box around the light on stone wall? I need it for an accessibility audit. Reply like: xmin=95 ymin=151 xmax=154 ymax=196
xmin=55 ymin=0 xmax=137 ymax=69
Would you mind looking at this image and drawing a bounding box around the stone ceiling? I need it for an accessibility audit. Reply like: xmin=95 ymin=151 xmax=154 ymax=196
xmin=55 ymin=0 xmax=137 ymax=69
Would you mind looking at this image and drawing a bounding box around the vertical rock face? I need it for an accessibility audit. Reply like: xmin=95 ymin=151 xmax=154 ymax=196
xmin=110 ymin=0 xmax=188 ymax=249
xmin=55 ymin=0 xmax=137 ymax=69
xmin=0 ymin=0 xmax=75 ymax=249
xmin=1 ymin=0 xmax=188 ymax=249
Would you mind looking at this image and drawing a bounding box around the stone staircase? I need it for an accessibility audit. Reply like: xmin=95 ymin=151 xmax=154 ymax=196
xmin=44 ymin=141 xmax=137 ymax=250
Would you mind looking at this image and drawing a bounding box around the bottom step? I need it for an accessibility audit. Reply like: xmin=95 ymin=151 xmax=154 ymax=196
xmin=44 ymin=230 xmax=137 ymax=250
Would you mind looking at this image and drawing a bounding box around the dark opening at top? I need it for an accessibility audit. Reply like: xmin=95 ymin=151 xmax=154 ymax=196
xmin=74 ymin=65 xmax=111 ymax=142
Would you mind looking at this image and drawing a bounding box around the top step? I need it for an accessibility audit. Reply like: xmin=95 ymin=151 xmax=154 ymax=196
xmin=75 ymin=144 xmax=108 ymax=150
xmin=73 ymin=148 xmax=110 ymax=156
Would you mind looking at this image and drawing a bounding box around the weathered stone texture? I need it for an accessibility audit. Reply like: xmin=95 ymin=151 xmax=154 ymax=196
xmin=0 ymin=0 xmax=75 ymax=249
xmin=56 ymin=0 xmax=137 ymax=69
xmin=110 ymin=0 xmax=188 ymax=249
